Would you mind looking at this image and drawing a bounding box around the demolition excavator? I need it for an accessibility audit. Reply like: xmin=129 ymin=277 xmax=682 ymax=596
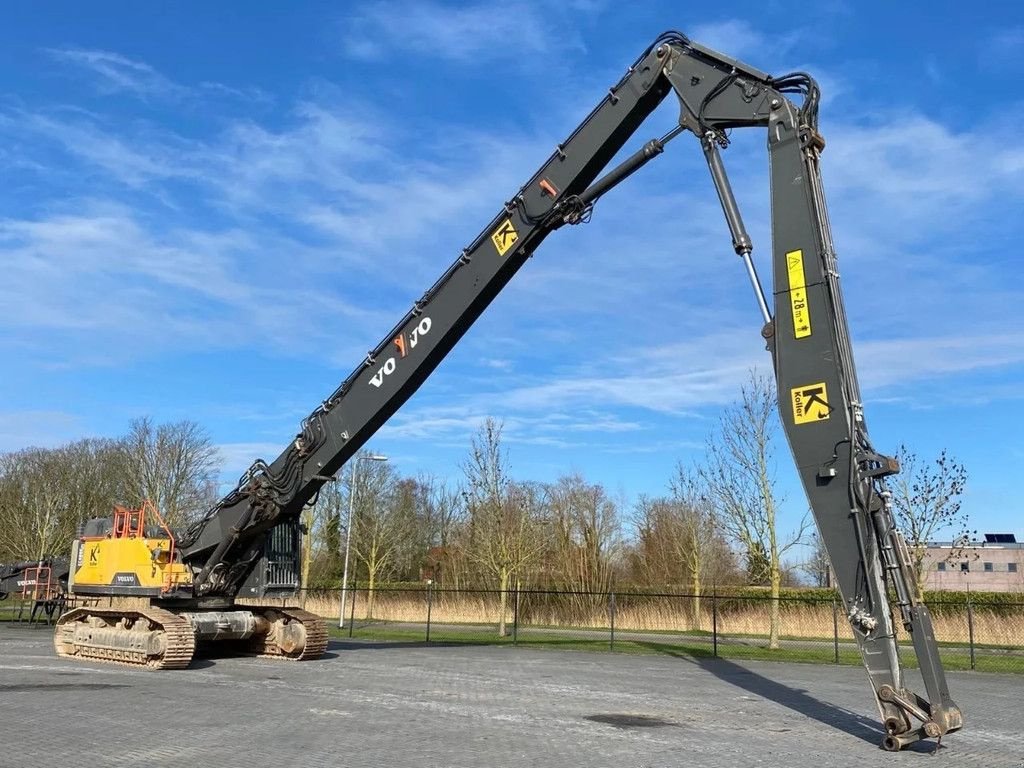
xmin=0 ymin=558 xmax=69 ymax=623
xmin=0 ymin=558 xmax=69 ymax=602
xmin=55 ymin=31 xmax=961 ymax=751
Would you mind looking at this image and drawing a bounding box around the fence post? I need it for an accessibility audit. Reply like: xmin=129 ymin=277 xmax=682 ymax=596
xmin=712 ymin=587 xmax=718 ymax=658
xmin=832 ymin=597 xmax=840 ymax=665
xmin=426 ymin=581 xmax=433 ymax=644
xmin=512 ymin=580 xmax=520 ymax=646
xmin=348 ymin=579 xmax=357 ymax=638
xmin=967 ymin=595 xmax=976 ymax=671
xmin=609 ymin=590 xmax=616 ymax=652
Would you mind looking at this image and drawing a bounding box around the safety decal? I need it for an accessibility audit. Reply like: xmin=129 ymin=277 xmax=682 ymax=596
xmin=491 ymin=219 xmax=519 ymax=256
xmin=786 ymin=249 xmax=811 ymax=339
xmin=790 ymin=382 xmax=831 ymax=424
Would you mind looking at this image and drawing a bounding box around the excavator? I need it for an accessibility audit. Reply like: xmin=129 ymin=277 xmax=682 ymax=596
xmin=0 ymin=557 xmax=69 ymax=623
xmin=0 ymin=558 xmax=69 ymax=602
xmin=54 ymin=30 xmax=962 ymax=751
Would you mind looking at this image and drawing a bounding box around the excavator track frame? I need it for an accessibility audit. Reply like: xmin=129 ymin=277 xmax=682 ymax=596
xmin=54 ymin=606 xmax=196 ymax=670
xmin=53 ymin=604 xmax=329 ymax=670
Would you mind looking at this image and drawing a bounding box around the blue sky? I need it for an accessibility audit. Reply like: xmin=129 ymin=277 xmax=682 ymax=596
xmin=1 ymin=1 xmax=1022 ymax=547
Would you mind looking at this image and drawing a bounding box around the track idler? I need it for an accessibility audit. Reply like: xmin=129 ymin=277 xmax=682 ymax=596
xmin=240 ymin=606 xmax=329 ymax=660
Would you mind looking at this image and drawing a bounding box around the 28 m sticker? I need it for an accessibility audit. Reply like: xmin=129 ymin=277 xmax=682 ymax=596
xmin=790 ymin=382 xmax=832 ymax=424
xmin=786 ymin=249 xmax=812 ymax=338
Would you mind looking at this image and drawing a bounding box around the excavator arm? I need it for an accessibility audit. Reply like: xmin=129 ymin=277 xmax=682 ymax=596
xmin=176 ymin=31 xmax=961 ymax=749
xmin=178 ymin=32 xmax=686 ymax=588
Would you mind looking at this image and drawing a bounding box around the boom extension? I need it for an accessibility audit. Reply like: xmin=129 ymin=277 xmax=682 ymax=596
xmin=173 ymin=31 xmax=960 ymax=749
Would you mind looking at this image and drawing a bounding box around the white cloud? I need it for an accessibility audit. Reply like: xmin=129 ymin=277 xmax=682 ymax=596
xmin=340 ymin=1 xmax=584 ymax=63
xmin=0 ymin=202 xmax=383 ymax=365
xmin=379 ymin=325 xmax=1024 ymax=450
xmin=688 ymin=19 xmax=805 ymax=63
xmin=4 ymin=40 xmax=1024 ymax=468
xmin=13 ymin=110 xmax=196 ymax=188
xmin=215 ymin=442 xmax=288 ymax=479
xmin=496 ymin=327 xmax=1024 ymax=419
xmin=379 ymin=401 xmax=647 ymax=445
xmin=196 ymin=81 xmax=271 ymax=105
xmin=857 ymin=334 xmax=1024 ymax=392
xmin=46 ymin=48 xmax=186 ymax=100
xmin=823 ymin=115 xmax=1023 ymax=227
xmin=45 ymin=47 xmax=270 ymax=105
xmin=979 ymin=27 xmax=1024 ymax=72
xmin=0 ymin=77 xmax=581 ymax=373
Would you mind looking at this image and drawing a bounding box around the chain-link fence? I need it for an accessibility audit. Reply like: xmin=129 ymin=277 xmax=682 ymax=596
xmin=0 ymin=595 xmax=66 ymax=624
xmin=4 ymin=585 xmax=1020 ymax=674
xmin=299 ymin=585 xmax=1024 ymax=674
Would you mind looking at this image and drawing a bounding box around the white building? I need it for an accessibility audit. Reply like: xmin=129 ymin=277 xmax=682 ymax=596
xmin=922 ymin=534 xmax=1024 ymax=592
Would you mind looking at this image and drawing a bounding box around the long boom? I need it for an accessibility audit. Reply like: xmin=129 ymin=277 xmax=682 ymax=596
xmin=177 ymin=31 xmax=960 ymax=750
xmin=178 ymin=32 xmax=686 ymax=587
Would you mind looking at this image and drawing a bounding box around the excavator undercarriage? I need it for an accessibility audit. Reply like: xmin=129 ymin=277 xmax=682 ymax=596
xmin=54 ymin=603 xmax=327 ymax=669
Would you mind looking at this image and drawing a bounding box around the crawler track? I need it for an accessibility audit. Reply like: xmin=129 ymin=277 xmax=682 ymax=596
xmin=245 ymin=606 xmax=329 ymax=661
xmin=54 ymin=604 xmax=327 ymax=669
xmin=54 ymin=605 xmax=196 ymax=669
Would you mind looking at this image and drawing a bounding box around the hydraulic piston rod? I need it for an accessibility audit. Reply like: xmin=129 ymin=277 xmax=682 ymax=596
xmin=578 ymin=126 xmax=685 ymax=207
xmin=701 ymin=134 xmax=772 ymax=324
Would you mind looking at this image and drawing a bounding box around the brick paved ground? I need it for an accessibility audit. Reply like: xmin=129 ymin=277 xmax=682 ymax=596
xmin=0 ymin=624 xmax=1019 ymax=768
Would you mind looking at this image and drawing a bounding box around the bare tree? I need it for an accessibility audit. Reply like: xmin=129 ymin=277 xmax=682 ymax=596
xmin=0 ymin=439 xmax=121 ymax=563
xmin=413 ymin=474 xmax=466 ymax=585
xmin=300 ymin=501 xmax=316 ymax=599
xmin=801 ymin=531 xmax=832 ymax=588
xmin=544 ymin=473 xmax=622 ymax=595
xmin=461 ymin=418 xmax=543 ymax=636
xmin=0 ymin=448 xmax=73 ymax=562
xmin=349 ymin=457 xmax=411 ymax=618
xmin=305 ymin=476 xmax=345 ymax=591
xmin=630 ymin=469 xmax=732 ymax=627
xmin=117 ymin=417 xmax=220 ymax=528
xmin=63 ymin=438 xmax=124 ymax=525
xmin=700 ymin=371 xmax=809 ymax=648
xmin=667 ymin=464 xmax=723 ymax=628
xmin=630 ymin=495 xmax=679 ymax=587
xmin=889 ymin=446 xmax=970 ymax=595
xmin=0 ymin=420 xmax=216 ymax=563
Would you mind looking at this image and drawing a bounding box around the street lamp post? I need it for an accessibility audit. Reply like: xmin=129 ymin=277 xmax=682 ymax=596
xmin=339 ymin=453 xmax=388 ymax=628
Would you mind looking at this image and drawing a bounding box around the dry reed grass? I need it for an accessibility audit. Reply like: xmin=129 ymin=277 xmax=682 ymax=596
xmin=301 ymin=590 xmax=1024 ymax=647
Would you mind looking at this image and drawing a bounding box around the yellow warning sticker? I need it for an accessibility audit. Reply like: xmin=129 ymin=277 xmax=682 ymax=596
xmin=786 ymin=249 xmax=811 ymax=339
xmin=791 ymin=382 xmax=831 ymax=424
xmin=491 ymin=219 xmax=519 ymax=256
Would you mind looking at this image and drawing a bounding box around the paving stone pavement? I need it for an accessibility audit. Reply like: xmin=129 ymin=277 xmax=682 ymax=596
xmin=0 ymin=624 xmax=1020 ymax=768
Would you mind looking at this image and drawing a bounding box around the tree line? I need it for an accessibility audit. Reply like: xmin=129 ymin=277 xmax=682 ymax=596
xmin=0 ymin=417 xmax=219 ymax=562
xmin=308 ymin=375 xmax=794 ymax=643
xmin=0 ymin=373 xmax=972 ymax=644
xmin=300 ymin=373 xmax=972 ymax=644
